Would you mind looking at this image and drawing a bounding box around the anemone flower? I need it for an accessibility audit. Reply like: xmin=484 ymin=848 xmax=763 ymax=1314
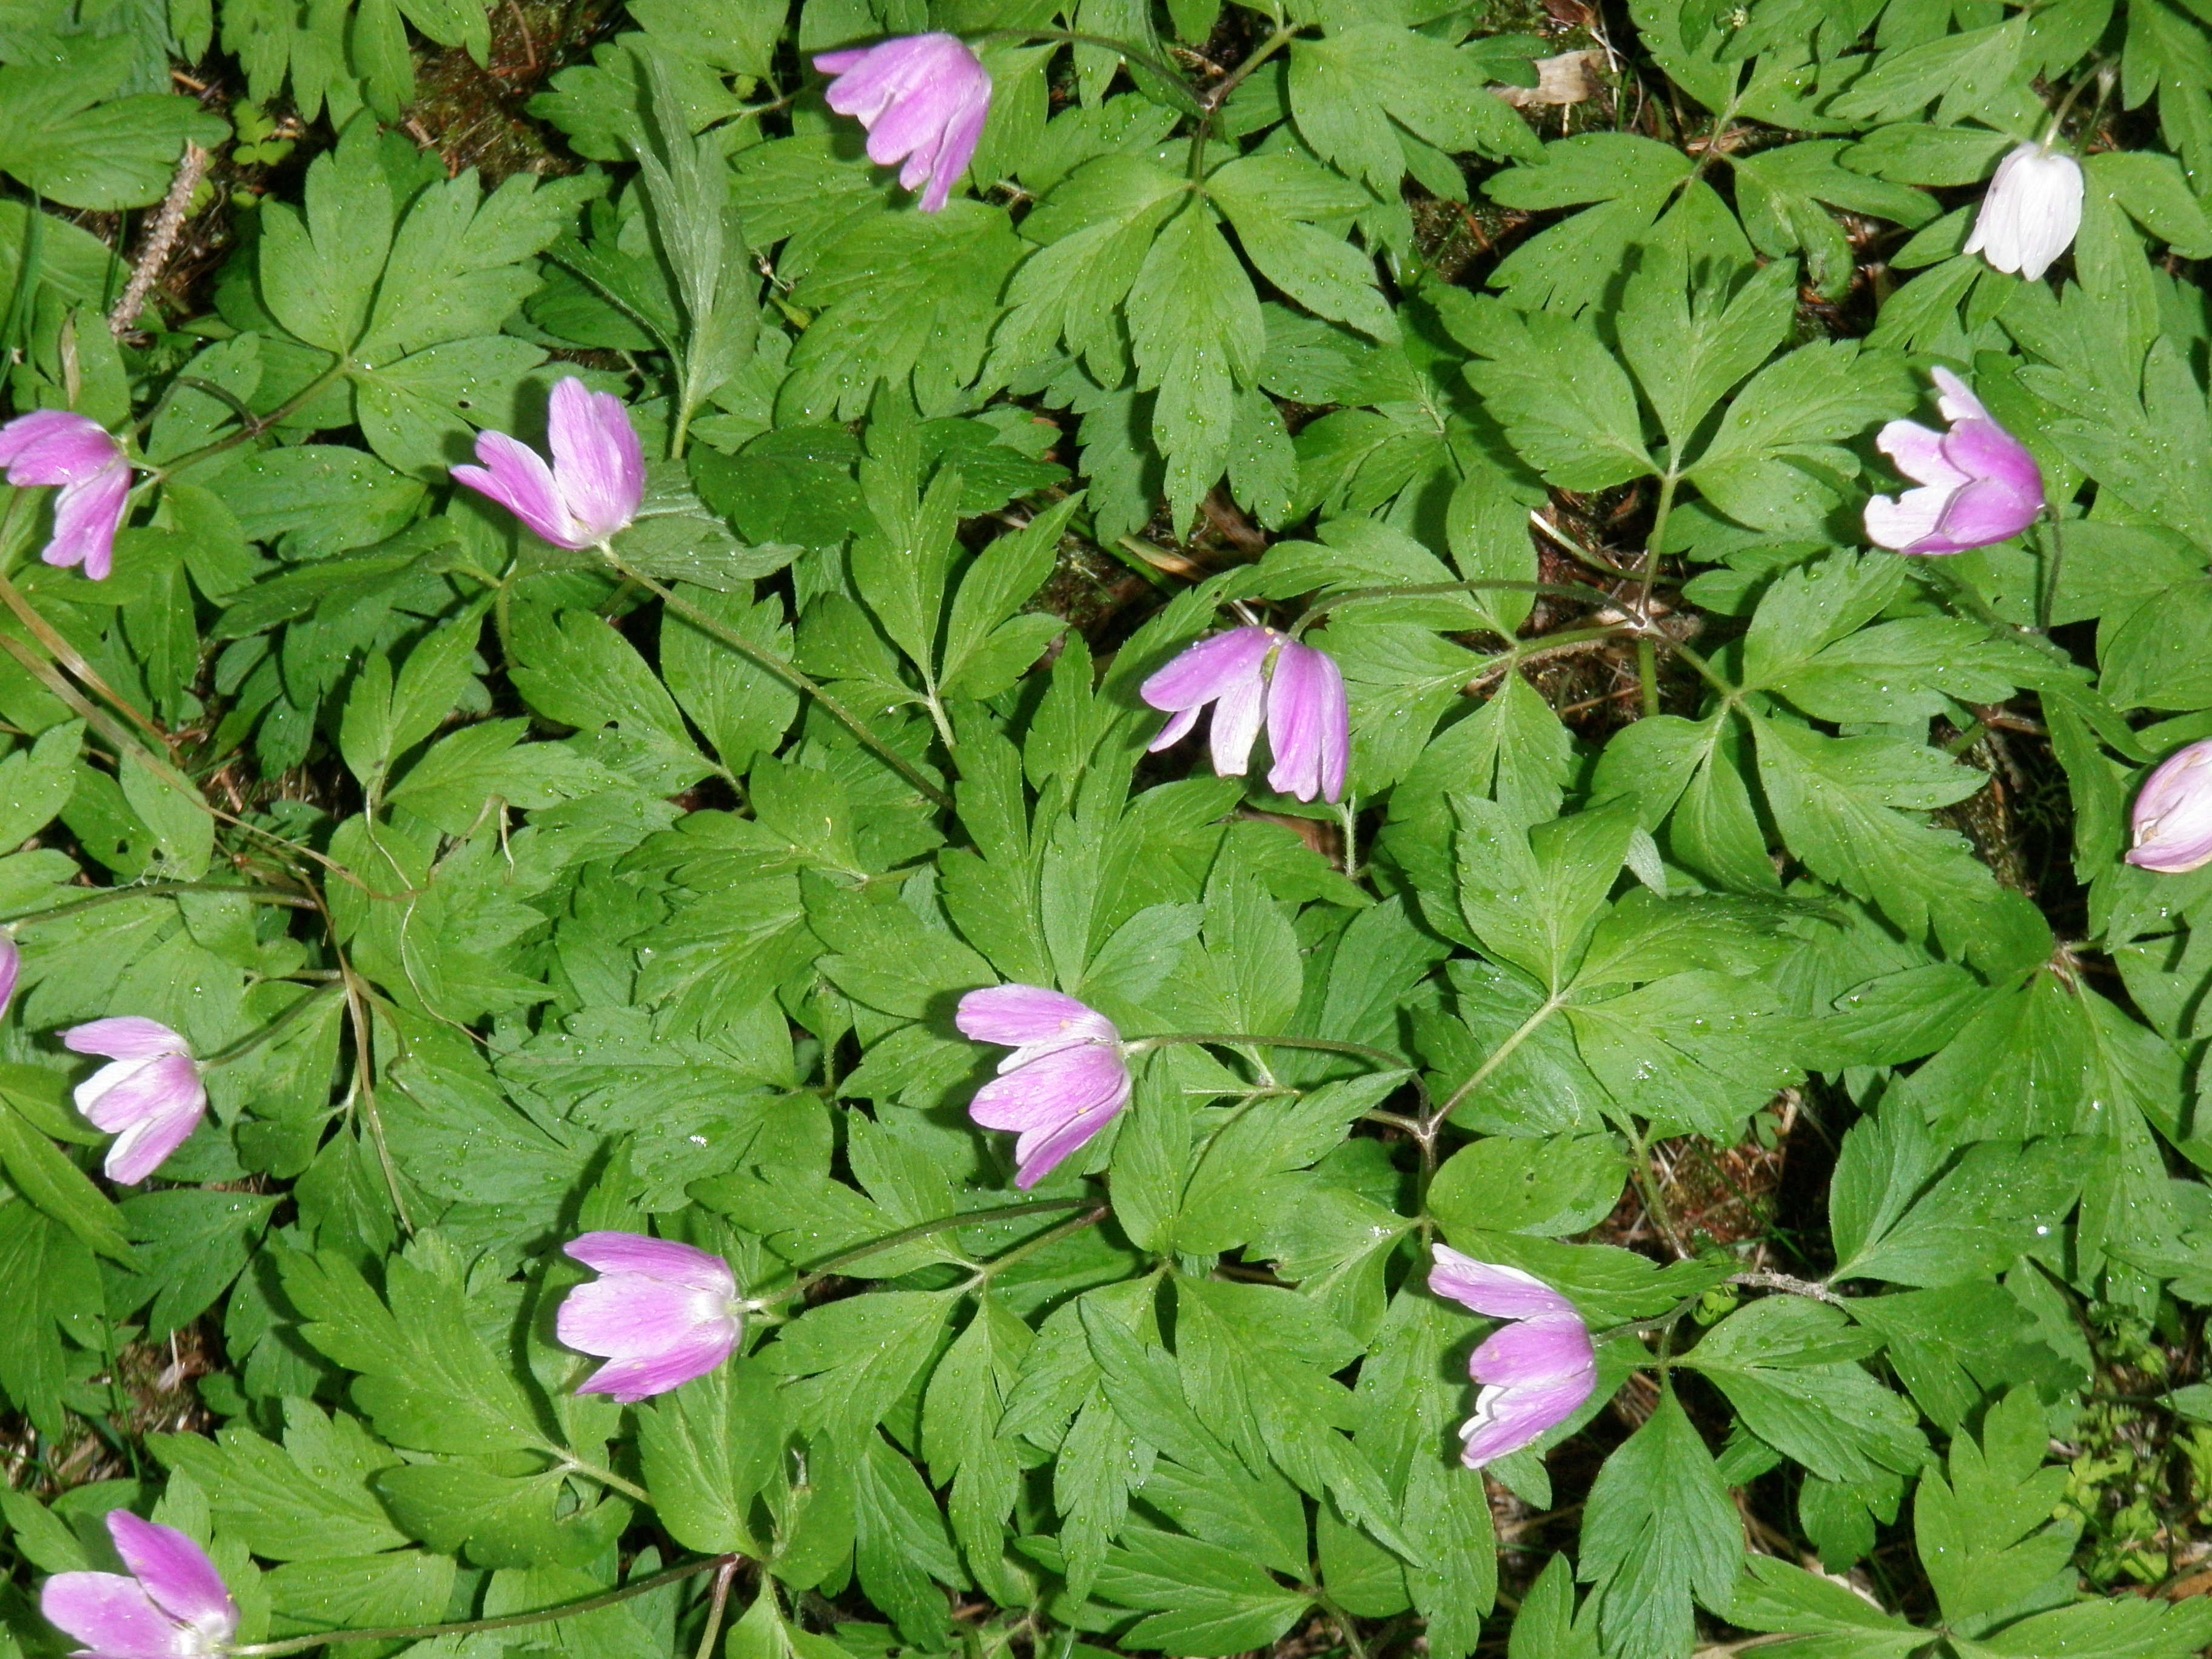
xmin=1141 ymin=625 xmax=1349 ymax=804
xmin=1863 ymin=368 xmax=2043 ymax=556
xmin=557 ymin=1233 xmax=744 ymax=1403
xmin=814 ymin=35 xmax=993 ymax=213
xmin=1963 ymin=143 xmax=2083 ymax=283
xmin=956 ymin=985 xmax=1130 ymax=1188
xmin=1429 ymin=1245 xmax=1598 ymax=1470
xmin=450 ymin=377 xmax=643 ymax=550
xmin=65 ymin=1017 xmax=205 ymax=1185
xmin=0 ymin=410 xmax=131 ymax=580
xmin=2127 ymin=739 xmax=2212 ymax=874
xmin=40 ymin=1509 xmax=237 ymax=1658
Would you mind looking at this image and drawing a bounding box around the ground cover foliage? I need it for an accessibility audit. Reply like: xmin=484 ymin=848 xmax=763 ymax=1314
xmin=11 ymin=0 xmax=2212 ymax=1655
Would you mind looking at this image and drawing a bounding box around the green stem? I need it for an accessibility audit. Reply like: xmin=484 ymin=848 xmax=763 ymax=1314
xmin=1665 ymin=638 xmax=1737 ymax=701
xmin=1632 ymin=469 xmax=1681 ymax=622
xmin=1434 ymin=994 xmax=1565 ymax=1122
xmin=2037 ymin=509 xmax=2065 ymax=633
xmin=1187 ymin=22 xmax=1297 ymax=179
xmin=1637 ymin=636 xmax=1659 ymax=718
xmin=1131 ymin=1032 xmax=1429 ymax=1114
xmin=601 ymin=550 xmax=957 ymax=814
xmin=754 ymin=1198 xmax=1094 ymax=1303
xmin=966 ymin=28 xmax=1203 ymax=114
xmin=1292 ymin=578 xmax=1610 ymax=635
xmin=971 ymin=1203 xmax=1110 ymax=1285
xmin=1626 ymin=1119 xmax=1689 ymax=1261
xmin=230 ymin=1556 xmax=731 ymax=1655
xmin=150 ymin=357 xmax=352 ymax=482
xmin=199 ymin=981 xmax=343 ymax=1068
xmin=2 ymin=882 xmax=317 ymax=927
xmin=691 ymin=1557 xmax=742 ymax=1659
xmin=555 ymin=1454 xmax=653 ymax=1506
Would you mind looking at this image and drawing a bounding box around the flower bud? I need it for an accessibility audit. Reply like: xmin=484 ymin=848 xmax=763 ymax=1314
xmin=2128 ymin=740 xmax=2212 ymax=874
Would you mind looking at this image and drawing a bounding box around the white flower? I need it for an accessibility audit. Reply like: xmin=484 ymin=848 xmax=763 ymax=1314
xmin=1963 ymin=143 xmax=2083 ymax=283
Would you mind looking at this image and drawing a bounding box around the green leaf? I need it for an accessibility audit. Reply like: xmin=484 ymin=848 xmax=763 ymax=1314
xmin=1206 ymin=154 xmax=1394 ymax=341
xmin=1578 ymin=1389 xmax=1741 ymax=1659
xmin=0 ymin=1096 xmax=130 ymax=1262
xmin=638 ymin=1358 xmax=785 ymax=1554
xmin=150 ymin=1401 xmax=411 ymax=1561
xmin=111 ymin=1190 xmax=280 ymax=1333
xmin=1093 ymin=1524 xmax=1313 ymax=1656
xmin=1427 ymin=1133 xmax=1624 ymax=1238
xmin=1913 ymin=1389 xmax=2076 ymax=1632
xmin=1683 ymin=1298 xmax=1926 ymax=1483
xmin=1128 ymin=199 xmax=1265 ymax=529
xmin=0 ymin=37 xmax=228 ymax=209
xmin=1458 ymin=301 xmax=1654 ymax=490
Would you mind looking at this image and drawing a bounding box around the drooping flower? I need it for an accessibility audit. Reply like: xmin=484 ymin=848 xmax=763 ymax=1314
xmin=2127 ymin=740 xmax=2212 ymax=874
xmin=41 ymin=1509 xmax=238 ymax=1658
xmin=557 ymin=1233 xmax=743 ymax=1403
xmin=1141 ymin=626 xmax=1350 ymax=804
xmin=0 ymin=409 xmax=132 ymax=580
xmin=814 ymin=35 xmax=993 ymax=213
xmin=1429 ymin=1245 xmax=1598 ymax=1470
xmin=450 ymin=377 xmax=644 ymax=550
xmin=956 ymin=985 xmax=1131 ymax=1189
xmin=1963 ymin=143 xmax=2084 ymax=283
xmin=65 ymin=1017 xmax=206 ymax=1186
xmin=1863 ymin=368 xmax=2043 ymax=556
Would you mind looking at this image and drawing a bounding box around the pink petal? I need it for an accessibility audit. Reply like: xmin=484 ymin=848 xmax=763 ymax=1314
xmin=1208 ymin=659 xmax=1268 ymax=779
xmin=452 ymin=432 xmax=584 ymax=549
xmin=1140 ymin=626 xmax=1275 ymax=712
xmin=0 ymin=411 xmax=122 ymax=484
xmin=970 ymin=1041 xmax=1130 ymax=1134
xmin=574 ymin=1318 xmax=737 ymax=1403
xmin=64 ymin=1016 xmax=188 ymax=1062
xmin=93 ymin=1055 xmax=207 ymax=1185
xmin=1928 ymin=367 xmax=1988 ymax=426
xmin=1872 ymin=420 xmax=1968 ymax=491
xmin=1929 ymin=474 xmax=2039 ymax=548
xmin=923 ymin=92 xmax=990 ymax=211
xmin=556 ymin=1275 xmax=737 ymax=1361
xmin=106 ymin=1514 xmax=235 ymax=1643
xmin=957 ymin=985 xmax=1118 ymax=1048
xmin=545 ymin=378 xmax=643 ymax=543
xmin=1943 ymin=417 xmax=2043 ymax=505
xmin=46 ymin=459 xmax=132 ymax=579
xmin=562 ymin=1232 xmax=735 ymax=1293
xmin=1458 ymin=1356 xmax=1596 ymax=1468
xmin=1011 ymin=1078 xmax=1127 ymax=1188
xmin=1863 ymin=485 xmax=1951 ymax=553
xmin=38 ymin=1571 xmax=189 ymax=1658
xmin=2130 ymin=742 xmax=2212 ymax=873
xmin=1148 ymin=706 xmax=1202 ymax=753
xmin=1470 ymin=1312 xmax=1595 ymax=1388
xmin=813 ymin=47 xmax=870 ymax=73
xmin=1264 ymin=638 xmax=1347 ymax=803
xmin=0 ymin=934 xmax=19 ymax=1019
xmin=1429 ymin=1245 xmax=1578 ymax=1319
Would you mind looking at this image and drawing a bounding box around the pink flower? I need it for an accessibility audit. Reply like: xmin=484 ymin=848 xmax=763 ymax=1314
xmin=1863 ymin=369 xmax=2043 ymax=556
xmin=0 ymin=934 xmax=19 ymax=1018
xmin=1964 ymin=144 xmax=2083 ymax=283
xmin=41 ymin=1509 xmax=237 ymax=1658
xmin=65 ymin=1017 xmax=205 ymax=1186
xmin=956 ymin=985 xmax=1130 ymax=1189
xmin=557 ymin=1233 xmax=742 ymax=1403
xmin=0 ymin=410 xmax=131 ymax=580
xmin=2127 ymin=740 xmax=2212 ymax=874
xmin=1141 ymin=626 xmax=1350 ymax=804
xmin=450 ymin=377 xmax=643 ymax=550
xmin=1429 ymin=1245 xmax=1598 ymax=1470
xmin=814 ymin=34 xmax=993 ymax=213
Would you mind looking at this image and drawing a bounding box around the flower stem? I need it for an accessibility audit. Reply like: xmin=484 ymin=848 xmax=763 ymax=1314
xmin=752 ymin=1198 xmax=1094 ymax=1304
xmin=199 ymin=980 xmax=344 ymax=1068
xmin=1 ymin=881 xmax=318 ymax=927
xmin=970 ymin=1203 xmax=1111 ymax=1285
xmin=555 ymin=1453 xmax=654 ymax=1506
xmin=692 ymin=1557 xmax=742 ymax=1659
xmin=600 ymin=550 xmax=957 ymax=814
xmin=1291 ymin=578 xmax=1612 ymax=635
xmin=230 ymin=1555 xmax=732 ymax=1654
xmin=1129 ymin=1032 xmax=1429 ymax=1114
xmin=150 ymin=357 xmax=353 ymax=482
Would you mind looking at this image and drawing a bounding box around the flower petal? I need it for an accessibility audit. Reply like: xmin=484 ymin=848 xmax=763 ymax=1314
xmin=1458 ymin=1361 xmax=1596 ymax=1469
xmin=38 ymin=1571 xmax=189 ymax=1659
xmin=1139 ymin=626 xmax=1275 ymax=712
xmin=574 ymin=1317 xmax=737 ymax=1403
xmin=47 ymin=460 xmax=132 ymax=579
xmin=95 ymin=1055 xmax=207 ymax=1185
xmin=0 ymin=934 xmax=20 ymax=1021
xmin=1873 ymin=418 xmax=1968 ymax=491
xmin=970 ymin=1041 xmax=1129 ymax=1134
xmin=453 ymin=432 xmax=583 ymax=549
xmin=1011 ymin=1077 xmax=1127 ymax=1188
xmin=0 ymin=411 xmax=123 ymax=484
xmin=546 ymin=378 xmax=643 ymax=543
xmin=1147 ymin=705 xmax=1201 ymax=753
xmin=956 ymin=985 xmax=1118 ymax=1048
xmin=1265 ymin=638 xmax=1348 ymax=803
xmin=1863 ymin=485 xmax=1951 ymax=553
xmin=1469 ymin=1312 xmax=1596 ymax=1389
xmin=2130 ymin=740 xmax=2212 ymax=874
xmin=1429 ymin=1245 xmax=1578 ymax=1319
xmin=563 ymin=1232 xmax=736 ymax=1294
xmin=107 ymin=1513 xmax=235 ymax=1643
xmin=64 ymin=1016 xmax=188 ymax=1062
xmin=557 ymin=1275 xmax=737 ymax=1362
